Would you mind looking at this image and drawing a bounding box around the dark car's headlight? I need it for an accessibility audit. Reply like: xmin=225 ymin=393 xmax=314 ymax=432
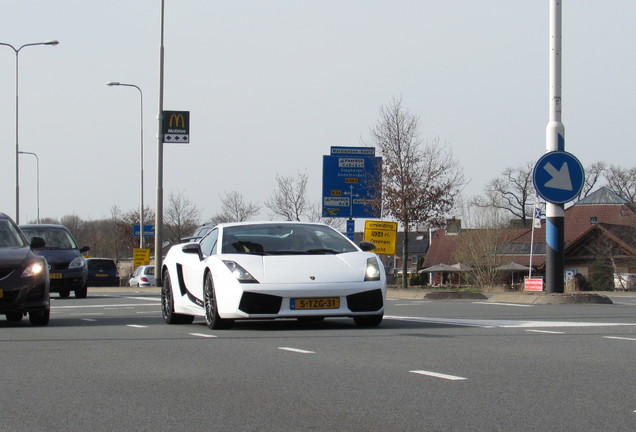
xmin=364 ymin=257 xmax=381 ymax=281
xmin=222 ymin=260 xmax=259 ymax=283
xmin=21 ymin=258 xmax=46 ymax=278
xmin=69 ymin=256 xmax=85 ymax=269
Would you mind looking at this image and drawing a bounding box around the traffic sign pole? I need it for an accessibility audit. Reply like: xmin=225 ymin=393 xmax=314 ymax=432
xmin=546 ymin=0 xmax=564 ymax=293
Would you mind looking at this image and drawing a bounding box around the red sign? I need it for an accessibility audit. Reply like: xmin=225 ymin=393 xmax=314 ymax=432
xmin=524 ymin=277 xmax=544 ymax=292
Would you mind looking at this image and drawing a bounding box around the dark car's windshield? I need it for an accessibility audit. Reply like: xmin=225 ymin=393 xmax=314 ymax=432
xmin=87 ymin=259 xmax=116 ymax=270
xmin=21 ymin=227 xmax=78 ymax=249
xmin=0 ymin=219 xmax=27 ymax=248
xmin=221 ymin=223 xmax=358 ymax=255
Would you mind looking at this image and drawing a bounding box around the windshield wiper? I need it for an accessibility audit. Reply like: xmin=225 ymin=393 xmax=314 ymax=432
xmin=306 ymin=249 xmax=339 ymax=255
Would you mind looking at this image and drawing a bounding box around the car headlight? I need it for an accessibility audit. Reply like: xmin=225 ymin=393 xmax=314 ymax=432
xmin=21 ymin=258 xmax=46 ymax=278
xmin=69 ymin=256 xmax=85 ymax=269
xmin=222 ymin=260 xmax=259 ymax=283
xmin=364 ymin=257 xmax=381 ymax=281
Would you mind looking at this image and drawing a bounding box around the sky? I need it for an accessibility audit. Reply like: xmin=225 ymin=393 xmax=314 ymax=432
xmin=1 ymin=1 xmax=635 ymax=228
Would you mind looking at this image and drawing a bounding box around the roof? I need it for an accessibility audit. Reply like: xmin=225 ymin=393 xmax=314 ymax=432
xmin=576 ymin=187 xmax=631 ymax=205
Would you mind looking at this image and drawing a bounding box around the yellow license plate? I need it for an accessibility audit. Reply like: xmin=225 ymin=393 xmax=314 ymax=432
xmin=96 ymin=273 xmax=108 ymax=277
xmin=50 ymin=273 xmax=63 ymax=279
xmin=0 ymin=288 xmax=3 ymax=298
xmin=291 ymin=297 xmax=339 ymax=310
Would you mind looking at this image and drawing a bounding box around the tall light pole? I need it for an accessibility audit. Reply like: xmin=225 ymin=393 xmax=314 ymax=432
xmin=107 ymin=81 xmax=145 ymax=249
xmin=18 ymin=151 xmax=39 ymax=224
xmin=156 ymin=0 xmax=166 ymax=285
xmin=0 ymin=39 xmax=59 ymax=224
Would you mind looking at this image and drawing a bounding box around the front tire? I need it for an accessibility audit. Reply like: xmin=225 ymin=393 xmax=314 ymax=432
xmin=161 ymin=271 xmax=194 ymax=324
xmin=6 ymin=312 xmax=23 ymax=322
xmin=58 ymin=289 xmax=70 ymax=298
xmin=204 ymin=273 xmax=233 ymax=330
xmin=29 ymin=309 xmax=50 ymax=326
xmin=75 ymin=285 xmax=88 ymax=298
xmin=353 ymin=314 xmax=383 ymax=327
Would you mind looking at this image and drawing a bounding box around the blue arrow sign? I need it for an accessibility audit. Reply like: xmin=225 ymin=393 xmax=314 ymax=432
xmin=533 ymin=151 xmax=584 ymax=204
xmin=133 ymin=224 xmax=156 ymax=237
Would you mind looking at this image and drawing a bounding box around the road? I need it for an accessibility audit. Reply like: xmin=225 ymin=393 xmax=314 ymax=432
xmin=1 ymin=289 xmax=635 ymax=432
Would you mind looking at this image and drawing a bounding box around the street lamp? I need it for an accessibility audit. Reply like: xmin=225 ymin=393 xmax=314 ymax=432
xmin=0 ymin=39 xmax=59 ymax=224
xmin=18 ymin=151 xmax=39 ymax=224
xmin=107 ymin=81 xmax=145 ymax=248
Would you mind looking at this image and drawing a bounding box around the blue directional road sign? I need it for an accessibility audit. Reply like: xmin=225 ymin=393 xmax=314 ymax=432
xmin=133 ymin=224 xmax=156 ymax=237
xmin=533 ymin=151 xmax=584 ymax=204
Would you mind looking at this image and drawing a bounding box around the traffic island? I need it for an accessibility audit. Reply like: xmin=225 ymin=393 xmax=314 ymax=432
xmin=488 ymin=292 xmax=613 ymax=305
xmin=387 ymin=288 xmax=487 ymax=300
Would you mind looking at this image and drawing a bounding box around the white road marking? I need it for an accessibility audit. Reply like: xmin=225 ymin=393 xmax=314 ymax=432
xmin=125 ymin=296 xmax=161 ymax=302
xmin=126 ymin=324 xmax=147 ymax=328
xmin=52 ymin=303 xmax=159 ymax=309
xmin=410 ymin=370 xmax=467 ymax=381
xmin=80 ymin=318 xmax=98 ymax=322
xmin=189 ymin=333 xmax=217 ymax=338
xmin=603 ymin=336 xmax=636 ymax=342
xmin=474 ymin=302 xmax=534 ymax=308
xmin=385 ymin=315 xmax=636 ymax=329
xmin=526 ymin=329 xmax=565 ymax=334
xmin=69 ymin=313 xmax=105 ymax=316
xmin=278 ymin=347 xmax=315 ymax=354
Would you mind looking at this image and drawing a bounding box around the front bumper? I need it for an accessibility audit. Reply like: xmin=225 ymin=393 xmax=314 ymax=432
xmin=0 ymin=280 xmax=50 ymax=313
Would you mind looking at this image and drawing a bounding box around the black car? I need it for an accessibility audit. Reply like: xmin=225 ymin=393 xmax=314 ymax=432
xmin=20 ymin=224 xmax=90 ymax=298
xmin=86 ymin=258 xmax=120 ymax=287
xmin=0 ymin=212 xmax=50 ymax=325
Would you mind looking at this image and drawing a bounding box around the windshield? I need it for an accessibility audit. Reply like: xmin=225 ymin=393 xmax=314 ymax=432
xmin=0 ymin=219 xmax=27 ymax=248
xmin=21 ymin=227 xmax=79 ymax=249
xmin=221 ymin=223 xmax=358 ymax=255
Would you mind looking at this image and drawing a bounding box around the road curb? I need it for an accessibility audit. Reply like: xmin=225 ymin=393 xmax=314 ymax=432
xmin=488 ymin=292 xmax=613 ymax=304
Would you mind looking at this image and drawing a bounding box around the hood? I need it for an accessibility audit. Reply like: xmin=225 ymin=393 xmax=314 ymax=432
xmin=33 ymin=248 xmax=82 ymax=266
xmin=0 ymin=246 xmax=31 ymax=268
xmin=260 ymin=254 xmax=369 ymax=284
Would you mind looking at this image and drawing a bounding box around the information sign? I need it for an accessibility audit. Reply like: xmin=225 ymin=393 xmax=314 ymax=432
xmin=133 ymin=248 xmax=151 ymax=267
xmin=363 ymin=220 xmax=397 ymax=255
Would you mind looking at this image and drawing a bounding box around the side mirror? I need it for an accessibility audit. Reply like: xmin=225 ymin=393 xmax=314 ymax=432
xmin=182 ymin=242 xmax=203 ymax=260
xmin=30 ymin=236 xmax=46 ymax=249
xmin=80 ymin=246 xmax=90 ymax=253
xmin=359 ymin=241 xmax=376 ymax=252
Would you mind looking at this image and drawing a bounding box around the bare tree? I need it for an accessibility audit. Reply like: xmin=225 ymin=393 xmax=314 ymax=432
xmin=580 ymin=162 xmax=606 ymax=198
xmin=370 ymin=97 xmax=464 ymax=287
xmin=265 ymin=171 xmax=311 ymax=221
xmin=604 ymin=165 xmax=636 ymax=205
xmin=217 ymin=191 xmax=260 ymax=222
xmin=471 ymin=162 xmax=535 ymax=227
xmin=164 ymin=190 xmax=202 ymax=243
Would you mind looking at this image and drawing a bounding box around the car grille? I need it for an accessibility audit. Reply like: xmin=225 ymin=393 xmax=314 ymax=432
xmin=347 ymin=289 xmax=384 ymax=312
xmin=239 ymin=292 xmax=282 ymax=314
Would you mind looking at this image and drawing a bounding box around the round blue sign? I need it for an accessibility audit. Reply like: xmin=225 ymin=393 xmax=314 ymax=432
xmin=533 ymin=151 xmax=585 ymax=204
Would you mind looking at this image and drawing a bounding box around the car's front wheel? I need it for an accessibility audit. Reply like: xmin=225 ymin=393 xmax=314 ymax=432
xmin=29 ymin=309 xmax=50 ymax=326
xmin=204 ymin=273 xmax=233 ymax=330
xmin=161 ymin=271 xmax=194 ymax=324
xmin=353 ymin=314 xmax=383 ymax=327
xmin=58 ymin=289 xmax=70 ymax=298
xmin=5 ymin=311 xmax=23 ymax=322
xmin=75 ymin=285 xmax=87 ymax=298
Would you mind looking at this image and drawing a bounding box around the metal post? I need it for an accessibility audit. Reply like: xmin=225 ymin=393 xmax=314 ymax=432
xmin=0 ymin=40 xmax=58 ymax=224
xmin=155 ymin=0 xmax=166 ymax=285
xmin=545 ymin=0 xmax=565 ymax=293
xmin=18 ymin=151 xmax=39 ymax=223
xmin=106 ymin=82 xmax=145 ymax=249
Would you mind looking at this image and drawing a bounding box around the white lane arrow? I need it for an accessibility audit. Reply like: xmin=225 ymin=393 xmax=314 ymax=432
xmin=543 ymin=161 xmax=573 ymax=191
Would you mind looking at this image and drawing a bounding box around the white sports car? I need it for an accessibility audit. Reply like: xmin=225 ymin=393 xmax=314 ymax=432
xmin=161 ymin=221 xmax=386 ymax=329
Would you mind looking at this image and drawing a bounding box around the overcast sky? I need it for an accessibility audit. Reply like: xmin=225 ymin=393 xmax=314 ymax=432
xmin=2 ymin=1 xmax=635 ymax=226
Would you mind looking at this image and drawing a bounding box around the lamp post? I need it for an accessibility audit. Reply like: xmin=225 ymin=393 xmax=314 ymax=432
xmin=0 ymin=40 xmax=59 ymax=224
xmin=18 ymin=151 xmax=39 ymax=224
xmin=106 ymin=81 xmax=145 ymax=249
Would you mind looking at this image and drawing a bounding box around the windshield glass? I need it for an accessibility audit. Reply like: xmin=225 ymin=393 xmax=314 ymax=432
xmin=221 ymin=223 xmax=358 ymax=255
xmin=21 ymin=227 xmax=79 ymax=249
xmin=0 ymin=219 xmax=27 ymax=248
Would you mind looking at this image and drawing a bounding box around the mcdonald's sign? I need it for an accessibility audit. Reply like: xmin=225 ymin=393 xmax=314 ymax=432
xmin=162 ymin=110 xmax=190 ymax=143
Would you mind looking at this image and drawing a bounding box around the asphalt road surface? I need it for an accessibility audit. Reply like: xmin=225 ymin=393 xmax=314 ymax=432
xmin=2 ymin=289 xmax=635 ymax=432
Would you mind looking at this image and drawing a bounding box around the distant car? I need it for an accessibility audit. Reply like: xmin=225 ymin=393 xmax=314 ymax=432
xmin=161 ymin=221 xmax=386 ymax=329
xmin=181 ymin=224 xmax=215 ymax=243
xmin=86 ymin=258 xmax=120 ymax=287
xmin=129 ymin=265 xmax=155 ymax=287
xmin=0 ymin=212 xmax=50 ymax=325
xmin=20 ymin=224 xmax=90 ymax=298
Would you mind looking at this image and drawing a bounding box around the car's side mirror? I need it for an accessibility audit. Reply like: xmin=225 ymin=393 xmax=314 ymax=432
xmin=359 ymin=241 xmax=376 ymax=252
xmin=182 ymin=242 xmax=203 ymax=260
xmin=80 ymin=246 xmax=90 ymax=253
xmin=30 ymin=236 xmax=46 ymax=249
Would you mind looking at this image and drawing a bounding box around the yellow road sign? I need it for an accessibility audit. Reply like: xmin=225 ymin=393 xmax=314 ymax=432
xmin=363 ymin=221 xmax=397 ymax=255
xmin=133 ymin=248 xmax=151 ymax=266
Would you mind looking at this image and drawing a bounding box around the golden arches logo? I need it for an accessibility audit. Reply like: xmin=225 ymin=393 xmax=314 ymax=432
xmin=169 ymin=113 xmax=185 ymax=129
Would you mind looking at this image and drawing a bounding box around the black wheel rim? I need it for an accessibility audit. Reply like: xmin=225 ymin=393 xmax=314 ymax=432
xmin=161 ymin=276 xmax=172 ymax=319
xmin=204 ymin=276 xmax=216 ymax=326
